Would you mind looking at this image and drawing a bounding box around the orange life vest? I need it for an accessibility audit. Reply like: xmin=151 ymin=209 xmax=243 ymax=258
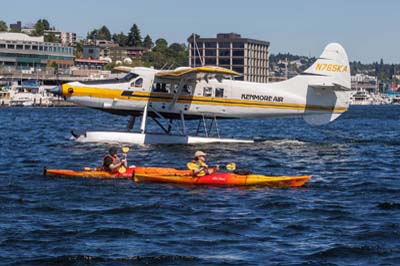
xmin=102 ymin=154 xmax=121 ymax=172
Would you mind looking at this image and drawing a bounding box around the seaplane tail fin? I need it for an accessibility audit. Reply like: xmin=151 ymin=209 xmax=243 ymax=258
xmin=302 ymin=43 xmax=352 ymax=126
xmin=303 ymin=43 xmax=351 ymax=89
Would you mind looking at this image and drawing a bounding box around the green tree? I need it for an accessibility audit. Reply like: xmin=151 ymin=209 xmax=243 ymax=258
xmin=112 ymin=32 xmax=128 ymax=46
xmin=41 ymin=19 xmax=50 ymax=30
xmin=168 ymin=43 xmax=188 ymax=67
xmin=97 ymin=25 xmax=111 ymax=40
xmin=142 ymin=40 xmax=188 ymax=69
xmin=33 ymin=21 xmax=45 ymax=36
xmin=0 ymin=20 xmax=7 ymax=32
xmin=44 ymin=32 xmax=59 ymax=43
xmin=87 ymin=26 xmax=111 ymax=41
xmin=127 ymin=24 xmax=142 ymax=47
xmin=87 ymin=29 xmax=98 ymax=40
xmin=32 ymin=19 xmax=51 ymax=36
xmin=74 ymin=40 xmax=84 ymax=58
xmin=154 ymin=38 xmax=168 ymax=50
xmin=143 ymin=35 xmax=153 ymax=49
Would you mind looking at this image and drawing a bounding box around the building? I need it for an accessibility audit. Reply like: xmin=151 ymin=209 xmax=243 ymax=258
xmin=9 ymin=21 xmax=21 ymax=32
xmin=0 ymin=32 xmax=75 ymax=70
xmin=109 ymin=46 xmax=146 ymax=63
xmin=83 ymin=40 xmax=118 ymax=60
xmin=44 ymin=30 xmax=77 ymax=46
xmin=74 ymin=58 xmax=109 ymax=70
xmin=83 ymin=40 xmax=146 ymax=63
xmin=188 ymin=33 xmax=270 ymax=82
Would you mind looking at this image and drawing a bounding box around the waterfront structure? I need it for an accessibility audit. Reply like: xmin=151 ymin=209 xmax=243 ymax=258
xmin=44 ymin=30 xmax=77 ymax=46
xmin=351 ymin=74 xmax=378 ymax=94
xmin=83 ymin=40 xmax=146 ymax=63
xmin=109 ymin=46 xmax=146 ymax=62
xmin=83 ymin=40 xmax=117 ymax=60
xmin=0 ymin=32 xmax=75 ymax=70
xmin=188 ymin=33 xmax=270 ymax=82
xmin=75 ymin=58 xmax=109 ymax=70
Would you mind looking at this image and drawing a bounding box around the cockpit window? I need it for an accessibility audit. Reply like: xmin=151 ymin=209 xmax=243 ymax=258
xmin=122 ymin=73 xmax=139 ymax=82
xmin=134 ymin=78 xmax=143 ymax=88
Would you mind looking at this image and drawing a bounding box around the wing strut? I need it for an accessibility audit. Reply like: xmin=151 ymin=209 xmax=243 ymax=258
xmin=168 ymin=79 xmax=185 ymax=110
xmin=140 ymin=103 xmax=148 ymax=133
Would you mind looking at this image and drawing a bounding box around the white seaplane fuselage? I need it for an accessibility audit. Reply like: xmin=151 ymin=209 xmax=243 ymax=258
xmin=60 ymin=43 xmax=352 ymax=144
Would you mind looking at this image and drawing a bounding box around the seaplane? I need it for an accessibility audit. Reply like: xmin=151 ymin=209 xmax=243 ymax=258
xmin=53 ymin=43 xmax=352 ymax=144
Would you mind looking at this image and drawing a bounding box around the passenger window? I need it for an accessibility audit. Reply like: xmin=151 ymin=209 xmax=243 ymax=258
xmin=203 ymin=87 xmax=212 ymax=97
xmin=134 ymin=78 xmax=143 ymax=88
xmin=183 ymin=85 xmax=192 ymax=94
xmin=215 ymin=88 xmax=224 ymax=98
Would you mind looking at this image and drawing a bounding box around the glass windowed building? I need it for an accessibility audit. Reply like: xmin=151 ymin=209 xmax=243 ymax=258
xmin=188 ymin=33 xmax=269 ymax=82
xmin=0 ymin=32 xmax=75 ymax=70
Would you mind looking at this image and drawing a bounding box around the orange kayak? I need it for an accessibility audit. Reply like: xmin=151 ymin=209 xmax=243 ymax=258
xmin=44 ymin=167 xmax=134 ymax=179
xmin=133 ymin=167 xmax=311 ymax=187
xmin=44 ymin=167 xmax=311 ymax=187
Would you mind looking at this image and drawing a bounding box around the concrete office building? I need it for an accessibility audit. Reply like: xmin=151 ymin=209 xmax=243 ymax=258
xmin=188 ymin=33 xmax=270 ymax=82
xmin=0 ymin=32 xmax=75 ymax=70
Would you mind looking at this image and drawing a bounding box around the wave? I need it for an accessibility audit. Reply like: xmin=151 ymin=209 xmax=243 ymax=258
xmin=306 ymin=244 xmax=396 ymax=259
xmin=15 ymin=254 xmax=200 ymax=266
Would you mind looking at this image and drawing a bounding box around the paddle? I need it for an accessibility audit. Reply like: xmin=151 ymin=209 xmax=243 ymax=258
xmin=226 ymin=163 xmax=236 ymax=172
xmin=118 ymin=146 xmax=130 ymax=173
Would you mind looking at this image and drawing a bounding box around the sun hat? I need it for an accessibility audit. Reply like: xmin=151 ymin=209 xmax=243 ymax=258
xmin=194 ymin=151 xmax=206 ymax=158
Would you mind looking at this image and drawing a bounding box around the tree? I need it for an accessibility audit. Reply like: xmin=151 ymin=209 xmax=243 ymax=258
xmin=74 ymin=40 xmax=84 ymax=58
xmin=0 ymin=20 xmax=7 ymax=32
xmin=112 ymin=32 xmax=128 ymax=46
xmin=143 ymin=35 xmax=153 ymax=49
xmin=154 ymin=38 xmax=168 ymax=50
xmin=33 ymin=21 xmax=45 ymax=36
xmin=142 ymin=40 xmax=188 ymax=69
xmin=168 ymin=43 xmax=188 ymax=67
xmin=32 ymin=19 xmax=51 ymax=36
xmin=87 ymin=26 xmax=111 ymax=41
xmin=97 ymin=25 xmax=111 ymax=41
xmin=44 ymin=32 xmax=59 ymax=43
xmin=41 ymin=19 xmax=50 ymax=30
xmin=127 ymin=24 xmax=142 ymax=47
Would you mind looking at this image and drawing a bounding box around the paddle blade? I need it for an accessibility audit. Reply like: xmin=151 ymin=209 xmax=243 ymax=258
xmin=226 ymin=163 xmax=236 ymax=171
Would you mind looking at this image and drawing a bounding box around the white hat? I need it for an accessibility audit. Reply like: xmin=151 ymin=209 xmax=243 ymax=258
xmin=194 ymin=151 xmax=206 ymax=158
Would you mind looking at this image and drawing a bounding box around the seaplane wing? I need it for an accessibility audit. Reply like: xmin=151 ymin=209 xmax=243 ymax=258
xmin=155 ymin=66 xmax=240 ymax=80
xmin=55 ymin=42 xmax=353 ymax=144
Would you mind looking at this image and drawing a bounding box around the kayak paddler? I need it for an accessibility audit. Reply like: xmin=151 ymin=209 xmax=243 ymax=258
xmin=102 ymin=147 xmax=128 ymax=173
xmin=187 ymin=151 xmax=220 ymax=177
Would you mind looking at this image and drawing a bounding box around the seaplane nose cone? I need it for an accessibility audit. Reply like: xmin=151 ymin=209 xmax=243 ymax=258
xmin=50 ymin=86 xmax=62 ymax=96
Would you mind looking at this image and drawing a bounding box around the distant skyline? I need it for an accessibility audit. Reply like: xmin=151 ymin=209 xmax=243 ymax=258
xmin=1 ymin=0 xmax=399 ymax=63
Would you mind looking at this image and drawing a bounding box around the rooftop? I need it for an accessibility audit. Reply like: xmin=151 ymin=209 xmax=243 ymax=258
xmin=0 ymin=32 xmax=44 ymax=42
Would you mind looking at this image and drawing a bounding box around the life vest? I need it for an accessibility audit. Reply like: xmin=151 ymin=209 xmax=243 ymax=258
xmin=102 ymin=154 xmax=121 ymax=172
xmin=187 ymin=160 xmax=209 ymax=176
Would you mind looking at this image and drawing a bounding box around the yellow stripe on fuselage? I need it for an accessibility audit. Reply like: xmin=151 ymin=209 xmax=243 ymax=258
xmin=62 ymin=85 xmax=347 ymax=113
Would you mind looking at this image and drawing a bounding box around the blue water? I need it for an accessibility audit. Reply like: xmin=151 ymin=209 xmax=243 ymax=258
xmin=0 ymin=106 xmax=399 ymax=266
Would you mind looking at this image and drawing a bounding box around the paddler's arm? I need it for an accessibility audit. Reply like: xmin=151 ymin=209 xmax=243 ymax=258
xmin=109 ymin=157 xmax=126 ymax=172
xmin=187 ymin=162 xmax=205 ymax=176
xmin=121 ymin=153 xmax=128 ymax=168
